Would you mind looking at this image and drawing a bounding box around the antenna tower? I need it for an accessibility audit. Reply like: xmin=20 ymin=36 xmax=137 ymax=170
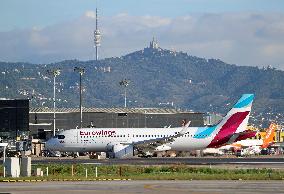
xmin=94 ymin=8 xmax=101 ymax=60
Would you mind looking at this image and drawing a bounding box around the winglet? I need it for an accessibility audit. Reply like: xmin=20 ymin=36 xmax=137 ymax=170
xmin=184 ymin=121 xmax=191 ymax=128
xmin=179 ymin=121 xmax=191 ymax=135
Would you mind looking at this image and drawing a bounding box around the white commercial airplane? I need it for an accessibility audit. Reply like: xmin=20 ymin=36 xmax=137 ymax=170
xmin=46 ymin=94 xmax=255 ymax=158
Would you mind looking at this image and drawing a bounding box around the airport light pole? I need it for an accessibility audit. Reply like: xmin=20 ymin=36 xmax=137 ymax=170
xmin=119 ymin=79 xmax=130 ymax=108
xmin=47 ymin=69 xmax=60 ymax=136
xmin=74 ymin=67 xmax=85 ymax=128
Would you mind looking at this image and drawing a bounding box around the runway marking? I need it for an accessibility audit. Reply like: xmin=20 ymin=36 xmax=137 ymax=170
xmin=144 ymin=184 xmax=154 ymax=189
xmin=143 ymin=183 xmax=221 ymax=194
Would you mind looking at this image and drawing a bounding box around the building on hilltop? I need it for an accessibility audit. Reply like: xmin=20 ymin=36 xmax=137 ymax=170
xmin=149 ymin=37 xmax=159 ymax=50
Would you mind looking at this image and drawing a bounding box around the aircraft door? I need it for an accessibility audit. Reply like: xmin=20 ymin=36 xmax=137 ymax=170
xmin=75 ymin=130 xmax=79 ymax=143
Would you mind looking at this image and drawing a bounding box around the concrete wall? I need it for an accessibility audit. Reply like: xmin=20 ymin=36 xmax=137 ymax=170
xmin=21 ymin=157 xmax=31 ymax=177
xmin=5 ymin=157 xmax=20 ymax=177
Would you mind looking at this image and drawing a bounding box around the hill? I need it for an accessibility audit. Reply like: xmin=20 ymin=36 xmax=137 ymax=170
xmin=0 ymin=46 xmax=283 ymax=127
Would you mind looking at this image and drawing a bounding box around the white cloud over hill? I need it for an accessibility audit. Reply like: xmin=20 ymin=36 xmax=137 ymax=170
xmin=0 ymin=12 xmax=283 ymax=70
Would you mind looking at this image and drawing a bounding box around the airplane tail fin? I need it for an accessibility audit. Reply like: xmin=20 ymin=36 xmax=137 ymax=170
xmin=208 ymin=94 xmax=254 ymax=147
xmin=261 ymin=123 xmax=276 ymax=149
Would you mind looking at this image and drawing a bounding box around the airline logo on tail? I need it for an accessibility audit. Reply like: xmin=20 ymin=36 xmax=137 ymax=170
xmin=261 ymin=123 xmax=276 ymax=148
xmin=207 ymin=94 xmax=254 ymax=148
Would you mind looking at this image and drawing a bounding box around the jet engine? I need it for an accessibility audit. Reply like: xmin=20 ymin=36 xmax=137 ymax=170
xmin=112 ymin=144 xmax=134 ymax=159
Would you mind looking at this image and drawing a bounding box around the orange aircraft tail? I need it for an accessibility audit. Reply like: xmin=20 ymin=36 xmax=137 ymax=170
xmin=261 ymin=123 xmax=277 ymax=149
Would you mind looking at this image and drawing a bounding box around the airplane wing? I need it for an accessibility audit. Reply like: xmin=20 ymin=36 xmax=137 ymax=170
xmin=126 ymin=121 xmax=191 ymax=151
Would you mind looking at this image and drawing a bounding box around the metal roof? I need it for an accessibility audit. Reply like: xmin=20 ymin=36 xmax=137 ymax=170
xmin=29 ymin=107 xmax=202 ymax=114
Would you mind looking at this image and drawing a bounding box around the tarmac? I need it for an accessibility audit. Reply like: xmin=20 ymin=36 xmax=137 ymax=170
xmin=0 ymin=180 xmax=284 ymax=194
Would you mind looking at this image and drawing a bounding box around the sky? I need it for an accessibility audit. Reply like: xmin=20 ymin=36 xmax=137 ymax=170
xmin=0 ymin=0 xmax=284 ymax=69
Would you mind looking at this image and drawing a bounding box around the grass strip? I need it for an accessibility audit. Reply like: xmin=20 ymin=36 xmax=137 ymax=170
xmin=0 ymin=164 xmax=283 ymax=181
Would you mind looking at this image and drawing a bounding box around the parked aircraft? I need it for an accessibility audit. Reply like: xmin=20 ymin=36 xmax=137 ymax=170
xmin=232 ymin=123 xmax=276 ymax=155
xmin=46 ymin=94 xmax=255 ymax=158
xmin=204 ymin=123 xmax=276 ymax=156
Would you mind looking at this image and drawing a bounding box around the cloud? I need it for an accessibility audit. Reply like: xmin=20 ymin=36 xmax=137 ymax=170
xmin=29 ymin=28 xmax=50 ymax=47
xmin=0 ymin=11 xmax=283 ymax=70
xmin=85 ymin=10 xmax=96 ymax=19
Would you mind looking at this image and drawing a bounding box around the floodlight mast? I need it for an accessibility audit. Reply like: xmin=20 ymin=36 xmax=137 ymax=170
xmin=119 ymin=79 xmax=130 ymax=108
xmin=47 ymin=69 xmax=60 ymax=136
xmin=74 ymin=67 xmax=85 ymax=128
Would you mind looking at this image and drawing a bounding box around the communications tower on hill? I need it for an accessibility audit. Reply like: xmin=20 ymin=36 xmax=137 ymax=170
xmin=94 ymin=8 xmax=101 ymax=61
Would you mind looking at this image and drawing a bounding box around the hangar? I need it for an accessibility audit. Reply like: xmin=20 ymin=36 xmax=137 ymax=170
xmin=0 ymin=98 xmax=204 ymax=141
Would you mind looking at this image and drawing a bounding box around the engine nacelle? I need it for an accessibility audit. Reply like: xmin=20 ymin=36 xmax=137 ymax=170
xmin=155 ymin=145 xmax=171 ymax=152
xmin=113 ymin=144 xmax=134 ymax=159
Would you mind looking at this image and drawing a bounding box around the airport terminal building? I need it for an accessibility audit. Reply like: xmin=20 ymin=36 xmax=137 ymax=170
xmin=0 ymin=99 xmax=29 ymax=139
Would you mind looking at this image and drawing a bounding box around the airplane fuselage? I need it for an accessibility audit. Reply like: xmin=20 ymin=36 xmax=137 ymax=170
xmin=47 ymin=127 xmax=216 ymax=152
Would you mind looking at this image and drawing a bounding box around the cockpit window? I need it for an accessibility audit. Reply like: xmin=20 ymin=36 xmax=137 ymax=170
xmin=58 ymin=135 xmax=65 ymax=139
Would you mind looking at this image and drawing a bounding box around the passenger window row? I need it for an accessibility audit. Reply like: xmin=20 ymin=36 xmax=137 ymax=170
xmin=80 ymin=134 xmax=209 ymax=138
